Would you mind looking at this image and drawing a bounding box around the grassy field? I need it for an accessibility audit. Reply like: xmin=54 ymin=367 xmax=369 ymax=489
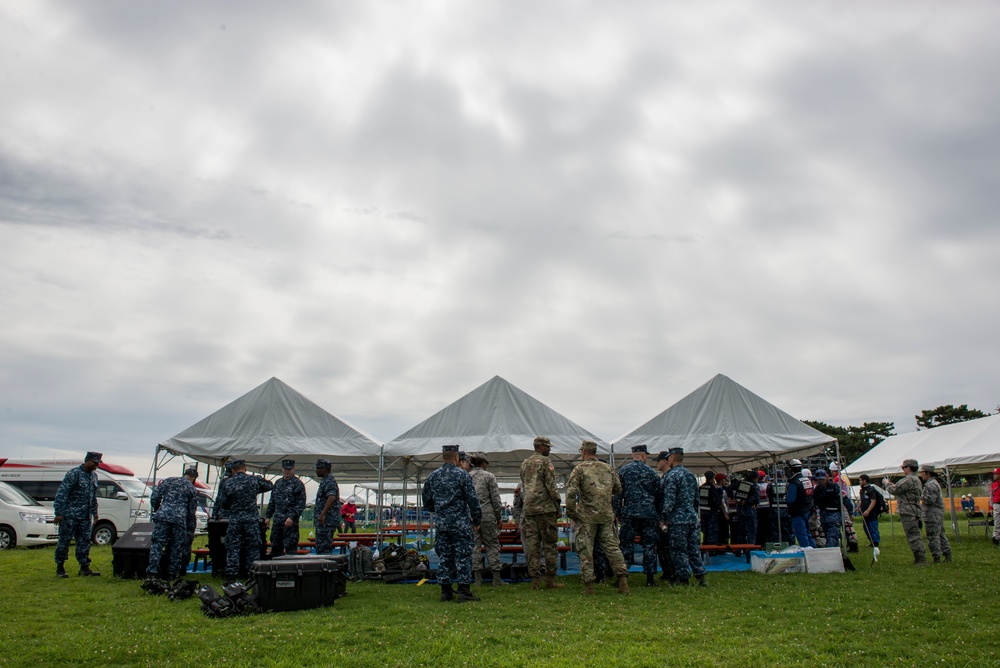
xmin=3 ymin=522 xmax=1000 ymax=668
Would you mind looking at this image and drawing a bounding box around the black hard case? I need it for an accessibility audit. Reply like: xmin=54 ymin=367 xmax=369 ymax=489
xmin=112 ymin=522 xmax=172 ymax=579
xmin=253 ymin=555 xmax=347 ymax=612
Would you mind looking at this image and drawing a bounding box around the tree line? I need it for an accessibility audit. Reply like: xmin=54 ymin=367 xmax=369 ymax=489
xmin=803 ymin=403 xmax=995 ymax=465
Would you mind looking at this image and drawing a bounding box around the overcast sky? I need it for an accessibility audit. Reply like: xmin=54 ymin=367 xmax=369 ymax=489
xmin=2 ymin=1 xmax=998 ymax=476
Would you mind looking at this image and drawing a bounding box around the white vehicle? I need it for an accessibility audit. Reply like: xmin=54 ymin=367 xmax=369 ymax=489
xmin=0 ymin=481 xmax=58 ymax=549
xmin=0 ymin=458 xmax=151 ymax=545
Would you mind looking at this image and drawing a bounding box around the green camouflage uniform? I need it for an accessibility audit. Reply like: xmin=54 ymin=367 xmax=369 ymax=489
xmin=470 ymin=467 xmax=503 ymax=576
xmin=885 ymin=473 xmax=927 ymax=559
xmin=520 ymin=452 xmax=562 ymax=578
xmin=566 ymin=459 xmax=628 ymax=584
xmin=921 ymin=477 xmax=952 ymax=561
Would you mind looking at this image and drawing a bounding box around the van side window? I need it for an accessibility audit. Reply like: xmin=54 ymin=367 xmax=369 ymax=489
xmin=97 ymin=482 xmax=124 ymax=499
xmin=7 ymin=480 xmax=61 ymax=502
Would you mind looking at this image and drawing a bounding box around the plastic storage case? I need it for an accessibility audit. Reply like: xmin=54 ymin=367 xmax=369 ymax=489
xmin=750 ymin=550 xmax=806 ymax=574
xmin=253 ymin=555 xmax=347 ymax=611
xmin=804 ymin=547 xmax=845 ymax=573
xmin=112 ymin=522 xmax=171 ymax=579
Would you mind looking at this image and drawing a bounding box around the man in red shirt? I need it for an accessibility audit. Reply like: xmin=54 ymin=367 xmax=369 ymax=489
xmin=990 ymin=468 xmax=1000 ymax=547
xmin=341 ymin=497 xmax=358 ymax=534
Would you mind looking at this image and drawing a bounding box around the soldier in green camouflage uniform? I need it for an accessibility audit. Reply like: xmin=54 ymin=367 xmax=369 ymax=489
xmin=469 ymin=452 xmax=506 ymax=586
xmin=884 ymin=459 xmax=928 ymax=565
xmin=520 ymin=436 xmax=564 ymax=589
xmin=918 ymin=464 xmax=952 ymax=563
xmin=566 ymin=441 xmax=630 ymax=595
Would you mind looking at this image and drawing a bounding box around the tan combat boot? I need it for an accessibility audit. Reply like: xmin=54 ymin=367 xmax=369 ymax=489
xmin=582 ymin=582 xmax=595 ymax=595
xmin=617 ymin=575 xmax=631 ymax=595
xmin=530 ymin=577 xmax=541 ymax=590
xmin=544 ymin=575 xmax=565 ymax=589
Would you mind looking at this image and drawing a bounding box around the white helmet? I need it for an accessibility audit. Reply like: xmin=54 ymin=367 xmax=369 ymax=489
xmin=829 ymin=462 xmax=840 ymax=471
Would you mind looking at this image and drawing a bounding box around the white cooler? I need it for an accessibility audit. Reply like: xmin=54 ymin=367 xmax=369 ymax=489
xmin=804 ymin=547 xmax=845 ymax=573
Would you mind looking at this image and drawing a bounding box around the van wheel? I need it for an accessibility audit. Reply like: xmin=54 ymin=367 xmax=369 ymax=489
xmin=0 ymin=526 xmax=15 ymax=549
xmin=92 ymin=522 xmax=116 ymax=546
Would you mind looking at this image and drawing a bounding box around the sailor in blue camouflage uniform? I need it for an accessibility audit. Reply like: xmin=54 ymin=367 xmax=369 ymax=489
xmin=615 ymin=444 xmax=662 ymax=587
xmin=146 ymin=467 xmax=199 ymax=580
xmin=213 ymin=459 xmax=273 ymax=581
xmin=658 ymin=447 xmax=707 ymax=586
xmin=53 ymin=451 xmax=102 ymax=577
xmin=313 ymin=459 xmax=340 ymax=555
xmin=210 ymin=460 xmax=237 ymax=520
xmin=423 ymin=444 xmax=483 ymax=603
xmin=266 ymin=459 xmax=307 ymax=558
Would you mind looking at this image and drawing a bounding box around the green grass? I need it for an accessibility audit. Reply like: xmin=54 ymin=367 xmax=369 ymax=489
xmin=3 ymin=522 xmax=1000 ymax=668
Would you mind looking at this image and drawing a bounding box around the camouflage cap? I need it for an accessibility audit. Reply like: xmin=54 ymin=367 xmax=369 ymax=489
xmin=631 ymin=444 xmax=648 ymax=454
xmin=655 ymin=450 xmax=670 ymax=461
xmin=315 ymin=458 xmax=332 ymax=469
xmin=229 ymin=459 xmax=246 ymax=469
xmin=919 ymin=463 xmax=936 ymax=473
xmin=533 ymin=436 xmax=552 ymax=448
xmin=579 ymin=441 xmax=598 ymax=454
xmin=470 ymin=451 xmax=490 ymax=465
xmin=668 ymin=447 xmax=684 ymax=457
xmin=458 ymin=451 xmax=468 ymax=461
xmin=281 ymin=459 xmax=295 ymax=469
xmin=902 ymin=459 xmax=919 ymax=470
xmin=223 ymin=460 xmax=236 ymax=471
xmin=85 ymin=451 xmax=103 ymax=464
xmin=442 ymin=444 xmax=460 ymax=453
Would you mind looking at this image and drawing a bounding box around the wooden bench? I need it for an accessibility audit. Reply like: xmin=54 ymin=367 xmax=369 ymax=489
xmin=496 ymin=544 xmax=571 ymax=570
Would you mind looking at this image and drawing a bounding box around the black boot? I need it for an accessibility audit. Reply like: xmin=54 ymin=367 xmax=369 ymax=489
xmin=672 ymin=578 xmax=690 ymax=586
xmin=848 ymin=543 xmax=859 ymax=553
xmin=645 ymin=574 xmax=657 ymax=587
xmin=440 ymin=583 xmax=454 ymax=602
xmin=56 ymin=563 xmax=68 ymax=578
xmin=457 ymin=583 xmax=481 ymax=603
xmin=79 ymin=565 xmax=101 ymax=577
xmin=695 ymin=574 xmax=707 ymax=587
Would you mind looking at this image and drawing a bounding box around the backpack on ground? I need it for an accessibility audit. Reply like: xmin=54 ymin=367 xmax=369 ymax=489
xmin=349 ymin=545 xmax=374 ymax=581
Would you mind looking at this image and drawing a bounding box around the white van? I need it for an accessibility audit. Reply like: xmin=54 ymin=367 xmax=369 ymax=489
xmin=0 ymin=458 xmax=151 ymax=545
xmin=0 ymin=481 xmax=59 ymax=549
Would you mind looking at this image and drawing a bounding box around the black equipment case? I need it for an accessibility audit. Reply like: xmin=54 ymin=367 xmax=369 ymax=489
xmin=207 ymin=518 xmax=267 ymax=577
xmin=253 ymin=555 xmax=347 ymax=612
xmin=112 ymin=522 xmax=169 ymax=579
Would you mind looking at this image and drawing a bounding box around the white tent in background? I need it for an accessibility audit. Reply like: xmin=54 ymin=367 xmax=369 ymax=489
xmin=156 ymin=377 xmax=383 ymax=481
xmin=383 ymin=375 xmax=610 ymax=480
xmin=614 ymin=374 xmax=835 ymax=471
xmin=845 ymin=414 xmax=1000 ymax=477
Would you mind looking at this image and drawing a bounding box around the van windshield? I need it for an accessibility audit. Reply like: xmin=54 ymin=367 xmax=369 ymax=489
xmin=0 ymin=482 xmax=43 ymax=507
xmin=117 ymin=479 xmax=150 ymax=499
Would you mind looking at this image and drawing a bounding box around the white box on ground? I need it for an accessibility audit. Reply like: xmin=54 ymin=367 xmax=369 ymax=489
xmin=804 ymin=547 xmax=845 ymax=573
xmin=750 ymin=550 xmax=805 ymax=574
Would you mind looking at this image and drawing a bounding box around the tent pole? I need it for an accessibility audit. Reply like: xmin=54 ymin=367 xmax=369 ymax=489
xmin=772 ymin=457 xmax=782 ymax=546
xmin=376 ymin=445 xmax=385 ymax=536
xmin=945 ymin=464 xmax=960 ymax=543
xmin=401 ymin=459 xmax=408 ymax=551
xmin=834 ymin=440 xmax=848 ymax=553
xmin=152 ymin=445 xmax=161 ymax=487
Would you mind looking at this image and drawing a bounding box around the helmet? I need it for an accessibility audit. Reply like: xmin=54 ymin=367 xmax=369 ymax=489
xmin=788 ymin=459 xmax=803 ymax=469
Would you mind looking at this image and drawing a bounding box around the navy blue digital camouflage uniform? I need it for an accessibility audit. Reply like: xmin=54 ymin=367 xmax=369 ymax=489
xmin=54 ymin=465 xmax=99 ymax=568
xmin=615 ymin=460 xmax=661 ymax=576
xmin=266 ymin=475 xmax=307 ymax=557
xmin=422 ymin=462 xmax=482 ymax=586
xmin=314 ymin=473 xmax=341 ymax=555
xmin=659 ymin=464 xmax=706 ymax=582
xmin=214 ymin=472 xmax=273 ymax=577
xmin=146 ymin=476 xmax=198 ymax=578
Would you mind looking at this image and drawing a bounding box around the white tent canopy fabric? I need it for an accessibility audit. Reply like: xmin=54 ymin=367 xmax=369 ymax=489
xmin=382 ymin=376 xmax=610 ymax=479
xmin=614 ymin=374 xmax=835 ymax=471
xmin=158 ymin=377 xmax=383 ymax=479
xmin=845 ymin=414 xmax=1000 ymax=477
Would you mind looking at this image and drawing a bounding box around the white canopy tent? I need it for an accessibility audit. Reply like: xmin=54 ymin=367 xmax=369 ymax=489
xmin=383 ymin=375 xmax=610 ymax=480
xmin=614 ymin=373 xmax=835 ymax=472
xmin=156 ymin=377 xmax=383 ymax=482
xmin=845 ymin=414 xmax=1000 ymax=477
